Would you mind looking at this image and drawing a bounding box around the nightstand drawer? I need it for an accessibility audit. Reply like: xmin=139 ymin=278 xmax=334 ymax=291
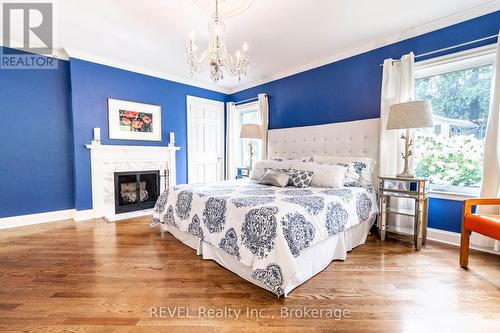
xmin=379 ymin=176 xmax=429 ymax=199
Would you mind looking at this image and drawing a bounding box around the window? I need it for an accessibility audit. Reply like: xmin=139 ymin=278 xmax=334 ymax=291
xmin=236 ymin=102 xmax=262 ymax=167
xmin=414 ymin=45 xmax=495 ymax=195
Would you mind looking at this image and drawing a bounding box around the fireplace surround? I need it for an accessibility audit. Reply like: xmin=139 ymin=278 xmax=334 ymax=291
xmin=83 ymin=142 xmax=180 ymax=221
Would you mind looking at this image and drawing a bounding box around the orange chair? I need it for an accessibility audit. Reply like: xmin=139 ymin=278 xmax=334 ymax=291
xmin=460 ymin=198 xmax=500 ymax=268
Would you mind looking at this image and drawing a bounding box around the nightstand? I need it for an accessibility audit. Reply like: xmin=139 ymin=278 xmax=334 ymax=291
xmin=378 ymin=176 xmax=429 ymax=250
xmin=236 ymin=167 xmax=251 ymax=179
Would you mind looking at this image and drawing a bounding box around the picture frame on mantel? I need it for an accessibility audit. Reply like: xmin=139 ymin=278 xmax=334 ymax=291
xmin=108 ymin=98 xmax=162 ymax=141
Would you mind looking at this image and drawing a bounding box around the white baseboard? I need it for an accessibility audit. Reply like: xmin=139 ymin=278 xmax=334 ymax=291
xmin=105 ymin=209 xmax=153 ymax=222
xmin=73 ymin=208 xmax=152 ymax=222
xmin=0 ymin=208 xmax=97 ymax=229
xmin=427 ymin=228 xmax=499 ymax=255
xmin=73 ymin=209 xmax=95 ymax=222
xmin=0 ymin=207 xmax=151 ymax=228
xmin=0 ymin=209 xmax=75 ymax=229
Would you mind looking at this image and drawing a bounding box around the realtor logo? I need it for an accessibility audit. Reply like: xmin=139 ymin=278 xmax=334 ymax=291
xmin=1 ymin=2 xmax=57 ymax=69
xmin=2 ymin=2 xmax=53 ymax=53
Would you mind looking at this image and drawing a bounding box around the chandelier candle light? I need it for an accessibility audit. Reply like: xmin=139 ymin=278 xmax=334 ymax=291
xmin=186 ymin=0 xmax=250 ymax=83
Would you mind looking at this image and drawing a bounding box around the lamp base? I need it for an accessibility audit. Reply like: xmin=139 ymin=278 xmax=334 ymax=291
xmin=396 ymin=172 xmax=414 ymax=178
xmin=397 ymin=129 xmax=414 ymax=179
xmin=246 ymin=141 xmax=253 ymax=170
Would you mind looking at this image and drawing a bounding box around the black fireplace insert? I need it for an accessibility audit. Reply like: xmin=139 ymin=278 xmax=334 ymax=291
xmin=114 ymin=170 xmax=160 ymax=214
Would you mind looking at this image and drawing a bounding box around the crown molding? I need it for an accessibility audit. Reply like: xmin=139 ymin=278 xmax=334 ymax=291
xmin=0 ymin=38 xmax=229 ymax=93
xmin=64 ymin=48 xmax=230 ymax=94
xmin=228 ymin=1 xmax=500 ymax=94
xmin=0 ymin=37 xmax=69 ymax=60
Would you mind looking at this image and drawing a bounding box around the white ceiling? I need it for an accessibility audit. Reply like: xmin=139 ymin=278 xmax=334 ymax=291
xmin=50 ymin=0 xmax=499 ymax=93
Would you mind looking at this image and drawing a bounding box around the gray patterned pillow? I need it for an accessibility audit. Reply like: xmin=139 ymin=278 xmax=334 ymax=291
xmin=258 ymin=169 xmax=290 ymax=187
xmin=264 ymin=167 xmax=290 ymax=173
xmin=288 ymin=169 xmax=314 ymax=188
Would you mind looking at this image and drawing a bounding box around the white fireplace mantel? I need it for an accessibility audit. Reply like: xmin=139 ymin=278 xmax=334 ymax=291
xmin=86 ymin=142 xmax=180 ymax=221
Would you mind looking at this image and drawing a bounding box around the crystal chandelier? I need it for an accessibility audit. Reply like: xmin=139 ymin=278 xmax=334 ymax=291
xmin=186 ymin=0 xmax=250 ymax=84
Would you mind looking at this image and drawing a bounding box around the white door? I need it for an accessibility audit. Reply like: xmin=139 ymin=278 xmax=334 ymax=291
xmin=187 ymin=96 xmax=225 ymax=184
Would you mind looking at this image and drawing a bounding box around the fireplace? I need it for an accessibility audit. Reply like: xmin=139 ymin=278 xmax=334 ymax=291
xmin=114 ymin=171 xmax=160 ymax=214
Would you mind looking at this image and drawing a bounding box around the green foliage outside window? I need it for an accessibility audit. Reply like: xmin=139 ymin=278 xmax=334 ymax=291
xmin=415 ymin=65 xmax=492 ymax=126
xmin=414 ymin=64 xmax=492 ymax=190
xmin=414 ymin=135 xmax=483 ymax=187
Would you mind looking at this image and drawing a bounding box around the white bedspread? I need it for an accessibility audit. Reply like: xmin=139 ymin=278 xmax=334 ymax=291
xmin=151 ymin=180 xmax=378 ymax=296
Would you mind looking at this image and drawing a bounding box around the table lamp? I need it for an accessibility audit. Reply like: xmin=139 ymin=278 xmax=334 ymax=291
xmin=387 ymin=100 xmax=433 ymax=178
xmin=240 ymin=124 xmax=262 ymax=169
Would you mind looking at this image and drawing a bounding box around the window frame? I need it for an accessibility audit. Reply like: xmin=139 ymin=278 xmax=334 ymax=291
xmin=413 ymin=44 xmax=496 ymax=198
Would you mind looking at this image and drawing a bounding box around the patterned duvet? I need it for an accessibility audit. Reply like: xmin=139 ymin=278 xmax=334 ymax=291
xmin=150 ymin=180 xmax=378 ymax=296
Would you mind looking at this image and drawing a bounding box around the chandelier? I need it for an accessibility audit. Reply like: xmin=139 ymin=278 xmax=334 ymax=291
xmin=186 ymin=0 xmax=250 ymax=83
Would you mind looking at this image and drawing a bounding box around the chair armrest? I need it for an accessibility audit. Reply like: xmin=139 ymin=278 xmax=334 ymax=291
xmin=463 ymin=198 xmax=500 ymax=216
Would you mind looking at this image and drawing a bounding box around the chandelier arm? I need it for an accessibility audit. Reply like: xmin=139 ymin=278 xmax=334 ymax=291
xmin=186 ymin=47 xmax=209 ymax=73
xmin=223 ymin=54 xmax=245 ymax=75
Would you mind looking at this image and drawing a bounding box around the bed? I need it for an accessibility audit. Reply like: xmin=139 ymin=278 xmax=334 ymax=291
xmin=150 ymin=118 xmax=380 ymax=296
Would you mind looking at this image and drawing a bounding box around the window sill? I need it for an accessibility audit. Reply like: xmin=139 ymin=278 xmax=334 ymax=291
xmin=429 ymin=190 xmax=479 ymax=201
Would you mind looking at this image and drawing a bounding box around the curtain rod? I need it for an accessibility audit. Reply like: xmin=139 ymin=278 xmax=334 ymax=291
xmin=378 ymin=34 xmax=498 ymax=67
xmin=234 ymin=96 xmax=259 ymax=105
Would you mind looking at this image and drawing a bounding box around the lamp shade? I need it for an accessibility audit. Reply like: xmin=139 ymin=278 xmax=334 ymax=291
xmin=386 ymin=101 xmax=434 ymax=130
xmin=240 ymin=124 xmax=262 ymax=139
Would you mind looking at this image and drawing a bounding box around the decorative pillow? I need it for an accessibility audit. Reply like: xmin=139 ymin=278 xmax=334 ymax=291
xmin=264 ymin=167 xmax=290 ymax=174
xmin=251 ymin=160 xmax=293 ymax=180
xmin=309 ymin=163 xmax=347 ymax=188
xmin=258 ymin=169 xmax=290 ymax=187
xmin=288 ymin=169 xmax=314 ymax=188
xmin=333 ymin=162 xmax=364 ymax=186
xmin=271 ymin=155 xmax=313 ymax=162
xmin=288 ymin=161 xmax=315 ymax=170
xmin=313 ymin=155 xmax=376 ymax=184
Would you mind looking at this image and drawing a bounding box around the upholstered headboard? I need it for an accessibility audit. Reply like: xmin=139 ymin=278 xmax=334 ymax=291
xmin=268 ymin=118 xmax=380 ymax=180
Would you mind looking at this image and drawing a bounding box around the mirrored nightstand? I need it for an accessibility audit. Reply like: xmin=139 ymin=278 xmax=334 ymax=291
xmin=378 ymin=176 xmax=430 ymax=250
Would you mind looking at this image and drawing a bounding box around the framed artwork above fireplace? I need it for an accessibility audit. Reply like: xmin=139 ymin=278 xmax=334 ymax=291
xmin=108 ymin=98 xmax=162 ymax=141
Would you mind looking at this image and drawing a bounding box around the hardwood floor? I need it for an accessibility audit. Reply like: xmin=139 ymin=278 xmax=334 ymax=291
xmin=0 ymin=217 xmax=499 ymax=333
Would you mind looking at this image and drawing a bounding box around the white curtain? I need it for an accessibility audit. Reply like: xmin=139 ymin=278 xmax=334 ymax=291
xmin=258 ymin=93 xmax=269 ymax=160
xmin=379 ymin=53 xmax=415 ymax=176
xmin=225 ymin=102 xmax=239 ymax=180
xmin=474 ymin=35 xmax=500 ymax=251
xmin=379 ymin=53 xmax=415 ymax=230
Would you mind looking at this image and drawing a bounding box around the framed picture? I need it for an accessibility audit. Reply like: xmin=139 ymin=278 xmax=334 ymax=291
xmin=108 ymin=98 xmax=162 ymax=141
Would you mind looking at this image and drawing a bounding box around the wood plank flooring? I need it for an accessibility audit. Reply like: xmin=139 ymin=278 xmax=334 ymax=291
xmin=0 ymin=216 xmax=499 ymax=332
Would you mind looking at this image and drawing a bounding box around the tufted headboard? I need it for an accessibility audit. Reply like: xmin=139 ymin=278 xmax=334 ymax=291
xmin=268 ymin=118 xmax=380 ymax=180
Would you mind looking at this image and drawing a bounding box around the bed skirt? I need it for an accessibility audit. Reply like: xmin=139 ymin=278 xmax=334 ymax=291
xmin=159 ymin=214 xmax=376 ymax=297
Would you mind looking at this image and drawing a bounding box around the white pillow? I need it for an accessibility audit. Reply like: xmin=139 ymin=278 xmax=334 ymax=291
xmin=310 ymin=164 xmax=347 ymax=188
xmin=250 ymin=160 xmax=293 ymax=180
xmin=313 ymin=155 xmax=376 ymax=184
xmin=288 ymin=161 xmax=346 ymax=188
xmin=289 ymin=161 xmax=315 ymax=171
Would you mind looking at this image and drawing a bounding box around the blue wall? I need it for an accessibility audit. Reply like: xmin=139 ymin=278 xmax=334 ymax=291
xmin=230 ymin=11 xmax=500 ymax=232
xmin=69 ymin=59 xmax=227 ymax=210
xmin=231 ymin=11 xmax=499 ymax=129
xmin=428 ymin=199 xmax=464 ymax=233
xmin=0 ymin=47 xmax=74 ymax=218
xmin=2 ymin=11 xmax=498 ymax=231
